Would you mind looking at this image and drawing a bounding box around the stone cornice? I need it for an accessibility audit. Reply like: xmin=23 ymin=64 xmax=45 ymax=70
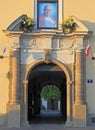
xmin=3 ymin=30 xmax=23 ymax=37
xmin=3 ymin=30 xmax=91 ymax=38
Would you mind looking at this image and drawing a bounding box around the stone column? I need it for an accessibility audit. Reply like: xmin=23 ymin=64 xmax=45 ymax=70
xmin=74 ymin=49 xmax=87 ymax=127
xmin=7 ymin=35 xmax=21 ymax=127
xmin=66 ymin=81 xmax=72 ymax=126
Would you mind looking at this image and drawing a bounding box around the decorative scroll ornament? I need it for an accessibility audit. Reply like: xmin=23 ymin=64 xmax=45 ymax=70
xmin=28 ymin=39 xmax=36 ymax=48
xmin=21 ymin=38 xmax=37 ymax=49
xmin=59 ymin=38 xmax=75 ymax=49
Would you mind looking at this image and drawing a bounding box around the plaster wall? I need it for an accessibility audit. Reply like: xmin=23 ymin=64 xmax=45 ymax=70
xmin=0 ymin=55 xmax=9 ymax=125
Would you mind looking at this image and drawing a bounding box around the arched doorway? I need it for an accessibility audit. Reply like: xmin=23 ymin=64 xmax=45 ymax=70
xmin=27 ymin=63 xmax=67 ymax=124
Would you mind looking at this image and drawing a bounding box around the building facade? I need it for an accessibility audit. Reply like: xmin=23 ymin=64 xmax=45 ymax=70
xmin=0 ymin=0 xmax=95 ymax=128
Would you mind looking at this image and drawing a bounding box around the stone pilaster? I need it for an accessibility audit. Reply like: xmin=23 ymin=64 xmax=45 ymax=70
xmin=9 ymin=48 xmax=20 ymax=104
xmin=74 ymin=49 xmax=87 ymax=127
xmin=7 ymin=36 xmax=21 ymax=127
xmin=75 ymin=49 xmax=86 ymax=104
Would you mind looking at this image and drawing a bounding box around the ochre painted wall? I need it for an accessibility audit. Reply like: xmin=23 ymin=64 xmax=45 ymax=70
xmin=0 ymin=0 xmax=34 ymax=125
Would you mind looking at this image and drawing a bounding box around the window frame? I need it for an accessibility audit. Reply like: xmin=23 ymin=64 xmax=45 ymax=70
xmin=37 ymin=0 xmax=58 ymax=29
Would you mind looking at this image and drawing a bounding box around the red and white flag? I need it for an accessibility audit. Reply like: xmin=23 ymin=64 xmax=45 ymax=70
xmin=85 ymin=44 xmax=91 ymax=57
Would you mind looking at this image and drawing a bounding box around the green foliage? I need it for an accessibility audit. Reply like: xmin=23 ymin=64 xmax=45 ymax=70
xmin=20 ymin=14 xmax=35 ymax=32
xmin=61 ymin=16 xmax=77 ymax=31
xmin=41 ymin=84 xmax=61 ymax=101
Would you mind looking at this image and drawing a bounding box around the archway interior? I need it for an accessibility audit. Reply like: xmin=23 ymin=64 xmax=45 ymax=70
xmin=28 ymin=63 xmax=67 ymax=124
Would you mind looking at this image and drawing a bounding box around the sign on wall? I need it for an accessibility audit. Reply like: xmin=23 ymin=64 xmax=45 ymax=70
xmin=87 ymin=79 xmax=93 ymax=83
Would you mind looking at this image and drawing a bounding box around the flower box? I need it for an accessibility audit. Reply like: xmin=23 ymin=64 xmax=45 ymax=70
xmin=20 ymin=14 xmax=35 ymax=32
xmin=61 ymin=16 xmax=77 ymax=33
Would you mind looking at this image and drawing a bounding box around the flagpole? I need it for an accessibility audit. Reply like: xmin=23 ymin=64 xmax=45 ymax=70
xmin=0 ymin=46 xmax=7 ymax=59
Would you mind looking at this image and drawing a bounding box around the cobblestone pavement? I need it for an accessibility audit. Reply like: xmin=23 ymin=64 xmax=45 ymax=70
xmin=0 ymin=125 xmax=95 ymax=130
xmin=0 ymin=110 xmax=95 ymax=130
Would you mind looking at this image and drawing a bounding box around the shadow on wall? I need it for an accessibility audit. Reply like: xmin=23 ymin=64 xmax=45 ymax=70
xmin=82 ymin=20 xmax=95 ymax=32
xmin=81 ymin=20 xmax=95 ymax=54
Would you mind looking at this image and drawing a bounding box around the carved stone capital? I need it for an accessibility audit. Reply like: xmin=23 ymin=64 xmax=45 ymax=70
xmin=67 ymin=80 xmax=75 ymax=85
xmin=23 ymin=80 xmax=28 ymax=85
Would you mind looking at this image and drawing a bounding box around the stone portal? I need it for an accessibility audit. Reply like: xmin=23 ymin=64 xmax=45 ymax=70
xmin=4 ymin=14 xmax=89 ymax=127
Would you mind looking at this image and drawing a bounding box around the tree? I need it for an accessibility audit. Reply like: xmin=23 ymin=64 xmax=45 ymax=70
xmin=41 ymin=84 xmax=61 ymax=101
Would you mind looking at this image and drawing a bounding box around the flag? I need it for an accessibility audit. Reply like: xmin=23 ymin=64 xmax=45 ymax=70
xmin=85 ymin=44 xmax=91 ymax=57
xmin=2 ymin=47 xmax=7 ymax=54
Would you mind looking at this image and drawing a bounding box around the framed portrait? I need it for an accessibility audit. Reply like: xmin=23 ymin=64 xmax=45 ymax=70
xmin=37 ymin=0 xmax=58 ymax=29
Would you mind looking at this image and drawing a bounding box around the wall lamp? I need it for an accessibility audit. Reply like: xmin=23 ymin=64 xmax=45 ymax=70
xmin=92 ymin=53 xmax=95 ymax=60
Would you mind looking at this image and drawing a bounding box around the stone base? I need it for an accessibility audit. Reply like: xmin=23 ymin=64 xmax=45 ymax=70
xmin=73 ymin=103 xmax=87 ymax=127
xmin=65 ymin=121 xmax=74 ymax=127
xmin=22 ymin=121 xmax=29 ymax=127
xmin=7 ymin=103 xmax=20 ymax=127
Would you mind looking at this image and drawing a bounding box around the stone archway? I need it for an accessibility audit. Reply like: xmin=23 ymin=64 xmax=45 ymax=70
xmin=23 ymin=59 xmax=72 ymax=126
xmin=7 ymin=48 xmax=87 ymax=127
xmin=28 ymin=66 xmax=66 ymax=123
